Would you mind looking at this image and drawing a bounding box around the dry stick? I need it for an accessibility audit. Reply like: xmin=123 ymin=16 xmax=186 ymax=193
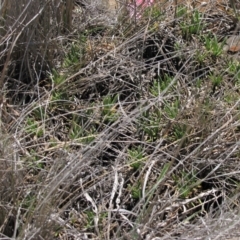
xmin=0 ymin=0 xmax=35 ymax=91
xmin=229 ymin=0 xmax=237 ymax=18
xmin=65 ymin=0 xmax=73 ymax=32
xmin=0 ymin=0 xmax=50 ymax=104
xmin=0 ymin=37 xmax=12 ymax=104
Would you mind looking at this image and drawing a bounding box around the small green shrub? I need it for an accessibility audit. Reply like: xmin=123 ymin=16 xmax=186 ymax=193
xmin=209 ymin=73 xmax=223 ymax=89
xmin=227 ymin=60 xmax=240 ymax=83
xmin=176 ymin=5 xmax=188 ymax=18
xmin=102 ymin=95 xmax=119 ymax=123
xmin=31 ymin=105 xmax=47 ymax=121
xmin=172 ymin=123 xmax=187 ymax=141
xmin=139 ymin=107 xmax=162 ymax=141
xmin=204 ymin=35 xmax=224 ymax=57
xmin=180 ymin=10 xmax=204 ymax=39
xmin=50 ymin=69 xmax=66 ymax=87
xmin=195 ymin=49 xmax=208 ymax=64
xmin=63 ymin=42 xmax=84 ymax=68
xmin=25 ymin=117 xmax=44 ymax=138
xmin=173 ymin=170 xmax=200 ymax=199
xmin=69 ymin=114 xmax=96 ymax=144
xmin=128 ymin=146 xmax=146 ymax=170
xmin=128 ymin=181 xmax=142 ymax=200
xmin=150 ymin=74 xmax=174 ymax=96
xmin=164 ymin=99 xmax=180 ymax=119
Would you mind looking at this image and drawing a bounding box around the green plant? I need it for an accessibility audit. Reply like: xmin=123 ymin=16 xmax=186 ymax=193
xmin=180 ymin=10 xmax=204 ymax=39
xmin=22 ymin=192 xmax=36 ymax=210
xmin=209 ymin=73 xmax=223 ymax=89
xmin=195 ymin=78 xmax=202 ymax=88
xmin=25 ymin=149 xmax=44 ymax=169
xmin=139 ymin=107 xmax=162 ymax=141
xmin=164 ymin=99 xmax=180 ymax=119
xmin=63 ymin=42 xmax=83 ymax=68
xmin=143 ymin=5 xmax=163 ymax=20
xmin=84 ymin=210 xmax=107 ymax=230
xmin=176 ymin=5 xmax=188 ymax=18
xmin=84 ymin=210 xmax=95 ymax=229
xmin=224 ymin=91 xmax=239 ymax=105
xmin=135 ymin=162 xmax=172 ymax=228
xmin=227 ymin=60 xmax=240 ymax=83
xmin=49 ymin=69 xmax=69 ymax=108
xmin=150 ymin=74 xmax=174 ymax=96
xmin=128 ymin=181 xmax=142 ymax=200
xmin=32 ymin=105 xmax=47 ymax=121
xmin=172 ymin=123 xmax=187 ymax=141
xmin=227 ymin=60 xmax=240 ymax=74
xmin=204 ymin=35 xmax=224 ymax=57
xmin=174 ymin=42 xmax=181 ymax=51
xmin=173 ymin=170 xmax=200 ymax=199
xmin=50 ymin=69 xmax=66 ymax=87
xmin=195 ymin=49 xmax=208 ymax=64
xmin=128 ymin=146 xmax=146 ymax=170
xmin=51 ymin=91 xmax=66 ymax=102
xmin=25 ymin=117 xmax=44 ymax=138
xmin=69 ymin=121 xmax=82 ymax=140
xmin=69 ymin=115 xmax=96 ymax=144
xmin=102 ymin=95 xmax=119 ymax=123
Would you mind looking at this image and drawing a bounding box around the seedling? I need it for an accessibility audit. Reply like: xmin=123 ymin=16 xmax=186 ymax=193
xmin=195 ymin=49 xmax=208 ymax=64
xmin=50 ymin=91 xmax=67 ymax=106
xmin=25 ymin=117 xmax=44 ymax=138
xmin=164 ymin=99 xmax=180 ymax=119
xmin=209 ymin=73 xmax=223 ymax=89
xmin=224 ymin=91 xmax=239 ymax=104
xmin=139 ymin=107 xmax=162 ymax=141
xmin=128 ymin=146 xmax=146 ymax=170
xmin=22 ymin=192 xmax=36 ymax=213
xmin=26 ymin=149 xmax=44 ymax=169
xmin=195 ymin=78 xmax=202 ymax=88
xmin=176 ymin=5 xmax=188 ymax=18
xmin=84 ymin=210 xmax=95 ymax=229
xmin=137 ymin=163 xmax=171 ymax=225
xmin=180 ymin=10 xmax=204 ymax=39
xmin=31 ymin=105 xmax=47 ymax=121
xmin=63 ymin=42 xmax=83 ymax=68
xmin=84 ymin=210 xmax=107 ymax=230
xmin=174 ymin=42 xmax=181 ymax=51
xmin=227 ymin=60 xmax=240 ymax=83
xmin=69 ymin=120 xmax=83 ymax=140
xmin=172 ymin=123 xmax=187 ymax=141
xmin=50 ymin=69 xmax=66 ymax=87
xmin=69 ymin=115 xmax=96 ymax=144
xmin=204 ymin=35 xmax=224 ymax=57
xmin=128 ymin=181 xmax=142 ymax=200
xmin=80 ymin=131 xmax=96 ymax=144
xmin=150 ymin=74 xmax=174 ymax=96
xmin=173 ymin=170 xmax=200 ymax=199
xmin=143 ymin=4 xmax=163 ymax=20
xmin=227 ymin=60 xmax=240 ymax=73
xmin=189 ymin=10 xmax=204 ymax=34
xmin=102 ymin=94 xmax=119 ymax=123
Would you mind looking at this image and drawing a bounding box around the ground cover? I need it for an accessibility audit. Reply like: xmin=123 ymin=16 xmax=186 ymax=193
xmin=1 ymin=0 xmax=240 ymax=239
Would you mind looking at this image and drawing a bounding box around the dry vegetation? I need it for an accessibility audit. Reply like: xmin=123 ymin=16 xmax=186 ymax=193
xmin=1 ymin=0 xmax=240 ymax=239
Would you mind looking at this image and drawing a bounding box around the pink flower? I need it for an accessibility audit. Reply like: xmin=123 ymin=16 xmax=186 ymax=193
xmin=135 ymin=0 xmax=155 ymax=8
xmin=128 ymin=0 xmax=155 ymax=18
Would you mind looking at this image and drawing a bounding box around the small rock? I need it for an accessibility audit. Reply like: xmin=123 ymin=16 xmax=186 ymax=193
xmin=222 ymin=35 xmax=240 ymax=61
xmin=226 ymin=35 xmax=240 ymax=53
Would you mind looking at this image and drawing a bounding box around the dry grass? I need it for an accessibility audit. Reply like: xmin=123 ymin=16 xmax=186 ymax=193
xmin=1 ymin=0 xmax=240 ymax=239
